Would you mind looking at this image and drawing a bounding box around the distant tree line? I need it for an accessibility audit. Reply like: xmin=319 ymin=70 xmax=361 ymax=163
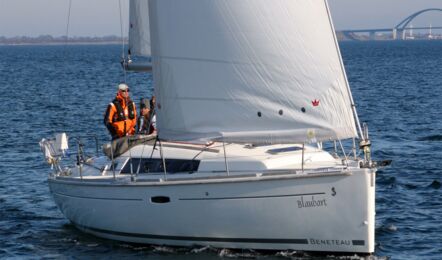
xmin=0 ymin=35 xmax=128 ymax=44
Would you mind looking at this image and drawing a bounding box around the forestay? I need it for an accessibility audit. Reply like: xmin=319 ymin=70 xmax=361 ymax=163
xmin=128 ymin=0 xmax=150 ymax=57
xmin=149 ymin=0 xmax=358 ymax=144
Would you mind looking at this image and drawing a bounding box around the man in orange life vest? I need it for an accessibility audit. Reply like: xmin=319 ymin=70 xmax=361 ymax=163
xmin=104 ymin=83 xmax=137 ymax=140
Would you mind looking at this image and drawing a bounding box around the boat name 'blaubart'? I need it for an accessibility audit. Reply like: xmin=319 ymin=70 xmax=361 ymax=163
xmin=297 ymin=196 xmax=327 ymax=208
xmin=309 ymin=239 xmax=351 ymax=246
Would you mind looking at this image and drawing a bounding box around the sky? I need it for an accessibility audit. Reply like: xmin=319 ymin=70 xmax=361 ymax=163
xmin=0 ymin=0 xmax=441 ymax=37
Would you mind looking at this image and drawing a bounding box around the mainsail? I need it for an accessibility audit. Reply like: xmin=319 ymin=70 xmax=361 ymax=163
xmin=128 ymin=0 xmax=150 ymax=57
xmin=149 ymin=0 xmax=358 ymax=144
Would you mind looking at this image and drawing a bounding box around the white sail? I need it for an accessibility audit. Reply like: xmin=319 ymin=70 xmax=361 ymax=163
xmin=149 ymin=0 xmax=358 ymax=143
xmin=128 ymin=0 xmax=150 ymax=57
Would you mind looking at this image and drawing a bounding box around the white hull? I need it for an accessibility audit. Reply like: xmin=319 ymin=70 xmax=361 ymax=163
xmin=40 ymin=0 xmax=379 ymax=254
xmin=49 ymin=168 xmax=375 ymax=253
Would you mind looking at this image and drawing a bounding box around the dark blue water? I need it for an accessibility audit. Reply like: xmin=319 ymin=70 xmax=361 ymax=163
xmin=0 ymin=41 xmax=441 ymax=259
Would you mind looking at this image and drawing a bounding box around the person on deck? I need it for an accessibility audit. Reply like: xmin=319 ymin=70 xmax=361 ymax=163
xmin=137 ymin=96 xmax=157 ymax=135
xmin=137 ymin=98 xmax=151 ymax=134
xmin=148 ymin=96 xmax=157 ymax=134
xmin=104 ymin=83 xmax=137 ymax=140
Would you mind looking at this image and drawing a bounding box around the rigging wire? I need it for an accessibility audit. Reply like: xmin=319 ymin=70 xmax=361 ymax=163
xmin=118 ymin=0 xmax=127 ymax=83
xmin=58 ymin=0 xmax=73 ymax=131
xmin=65 ymin=0 xmax=72 ymax=46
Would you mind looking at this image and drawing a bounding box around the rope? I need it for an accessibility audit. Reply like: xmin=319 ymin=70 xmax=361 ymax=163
xmin=135 ymin=138 xmax=147 ymax=175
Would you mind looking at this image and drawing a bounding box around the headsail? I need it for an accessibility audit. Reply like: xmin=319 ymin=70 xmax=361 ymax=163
xmin=128 ymin=0 xmax=150 ymax=57
xmin=149 ymin=0 xmax=358 ymax=144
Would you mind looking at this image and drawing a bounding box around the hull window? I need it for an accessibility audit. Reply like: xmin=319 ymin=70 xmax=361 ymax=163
xmin=121 ymin=158 xmax=200 ymax=174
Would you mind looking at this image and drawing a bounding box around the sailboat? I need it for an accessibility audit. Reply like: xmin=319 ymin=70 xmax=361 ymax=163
xmin=40 ymin=0 xmax=388 ymax=254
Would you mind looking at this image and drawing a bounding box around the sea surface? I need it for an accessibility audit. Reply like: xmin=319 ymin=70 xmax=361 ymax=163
xmin=0 ymin=41 xmax=441 ymax=259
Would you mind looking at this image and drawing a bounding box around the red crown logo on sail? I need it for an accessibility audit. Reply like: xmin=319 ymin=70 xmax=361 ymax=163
xmin=312 ymin=99 xmax=320 ymax=106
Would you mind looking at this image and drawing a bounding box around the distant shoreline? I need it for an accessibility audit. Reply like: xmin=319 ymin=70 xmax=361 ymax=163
xmin=0 ymin=41 xmax=126 ymax=46
xmin=1 ymin=33 xmax=440 ymax=45
xmin=0 ymin=35 xmax=127 ymax=46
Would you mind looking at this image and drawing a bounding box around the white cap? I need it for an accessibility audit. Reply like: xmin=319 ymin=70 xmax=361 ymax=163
xmin=118 ymin=83 xmax=129 ymax=91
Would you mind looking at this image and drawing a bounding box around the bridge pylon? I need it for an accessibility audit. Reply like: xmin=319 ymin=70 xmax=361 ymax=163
xmin=392 ymin=29 xmax=406 ymax=40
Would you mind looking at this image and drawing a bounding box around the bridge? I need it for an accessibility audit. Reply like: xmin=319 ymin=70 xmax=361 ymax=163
xmin=341 ymin=8 xmax=442 ymax=40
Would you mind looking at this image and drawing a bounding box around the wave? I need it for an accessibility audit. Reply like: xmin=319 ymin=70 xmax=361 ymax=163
xmin=428 ymin=180 xmax=441 ymax=189
xmin=418 ymin=135 xmax=442 ymax=141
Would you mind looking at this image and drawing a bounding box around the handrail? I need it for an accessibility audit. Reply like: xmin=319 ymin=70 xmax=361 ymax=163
xmin=71 ymin=134 xmax=100 ymax=157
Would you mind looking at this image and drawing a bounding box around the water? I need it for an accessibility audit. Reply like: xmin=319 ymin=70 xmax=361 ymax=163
xmin=0 ymin=41 xmax=441 ymax=259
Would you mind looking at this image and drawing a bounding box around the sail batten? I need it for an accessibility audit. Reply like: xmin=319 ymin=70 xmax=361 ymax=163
xmin=149 ymin=0 xmax=358 ymax=143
